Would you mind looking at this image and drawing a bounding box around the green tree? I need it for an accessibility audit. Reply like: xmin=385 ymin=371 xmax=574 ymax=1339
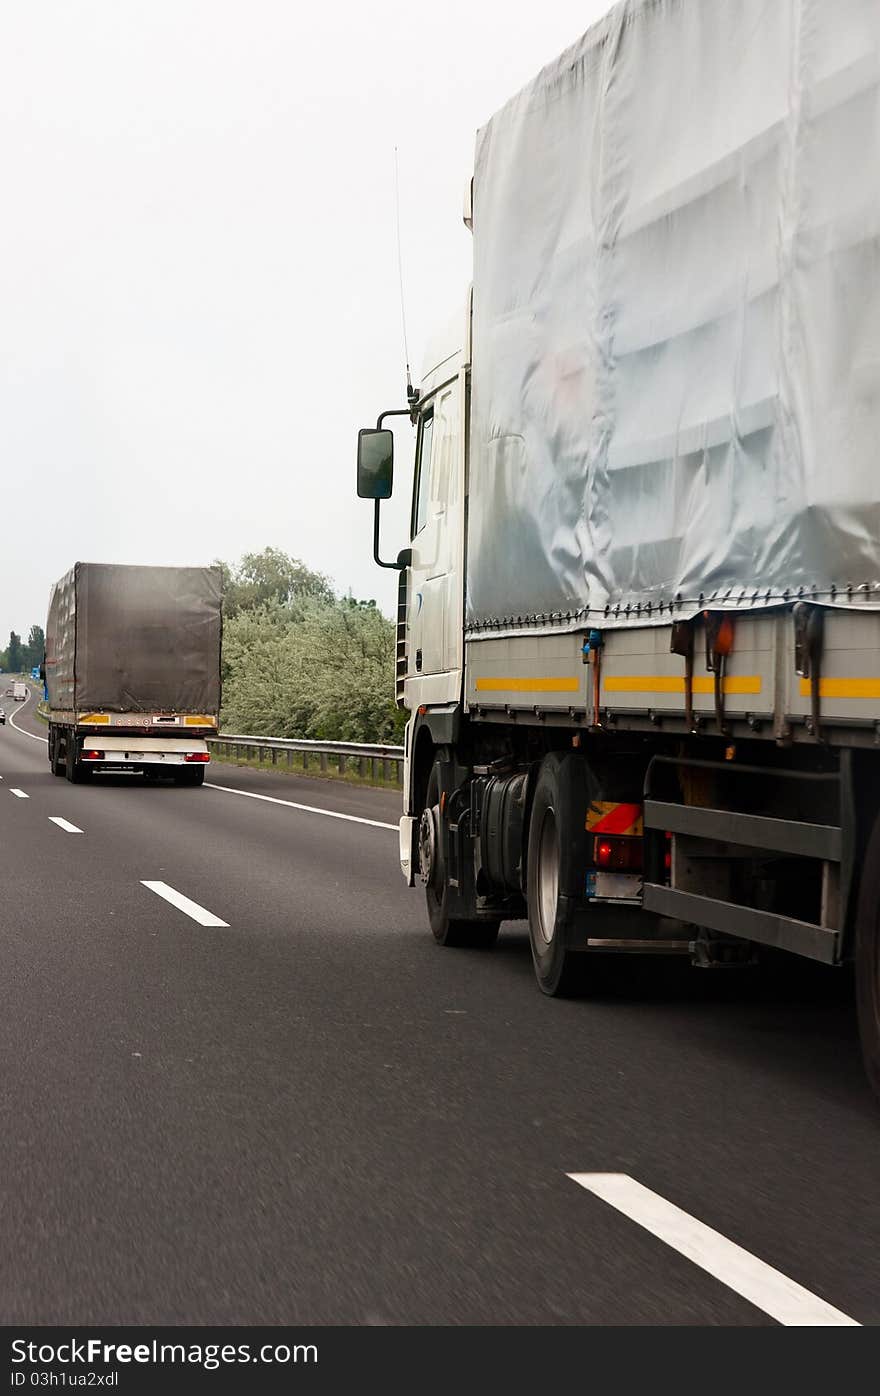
xmin=215 ymin=549 xmax=403 ymax=744
xmin=23 ymin=624 xmax=45 ymax=671
xmin=6 ymin=631 xmax=22 ymax=673
xmin=216 ymin=547 xmax=334 ymax=618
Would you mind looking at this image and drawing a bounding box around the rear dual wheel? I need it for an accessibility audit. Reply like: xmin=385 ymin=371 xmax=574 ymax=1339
xmin=855 ymin=813 xmax=880 ymax=1102
xmin=526 ymin=754 xmax=587 ymax=996
xmin=66 ymin=735 xmax=92 ymax=783
xmin=49 ymin=729 xmax=66 ymax=777
xmin=174 ymin=766 xmax=205 ymax=786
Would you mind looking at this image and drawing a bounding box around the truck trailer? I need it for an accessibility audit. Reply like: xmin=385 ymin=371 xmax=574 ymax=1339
xmin=356 ymin=0 xmax=880 ymax=1098
xmin=44 ymin=562 xmax=222 ymax=785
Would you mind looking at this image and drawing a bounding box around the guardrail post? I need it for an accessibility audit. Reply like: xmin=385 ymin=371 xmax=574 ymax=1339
xmin=383 ymin=758 xmax=391 ymax=783
xmin=338 ymin=754 xmax=346 ymax=776
xmin=320 ymin=753 xmax=328 ymax=774
xmin=302 ymin=750 xmax=308 ymax=772
xmin=360 ymin=756 xmax=368 ymax=779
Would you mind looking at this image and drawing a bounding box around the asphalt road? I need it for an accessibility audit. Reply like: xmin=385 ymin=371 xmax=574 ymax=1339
xmin=0 ymin=688 xmax=878 ymax=1326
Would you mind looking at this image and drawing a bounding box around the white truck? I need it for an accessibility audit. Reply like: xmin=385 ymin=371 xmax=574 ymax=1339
xmin=12 ymin=682 xmax=26 ymax=702
xmin=44 ymin=563 xmax=222 ymax=785
xmin=356 ymin=0 xmax=880 ymax=1099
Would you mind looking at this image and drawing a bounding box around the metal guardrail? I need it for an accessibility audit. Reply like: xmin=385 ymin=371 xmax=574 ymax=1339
xmin=208 ymin=733 xmax=404 ymax=784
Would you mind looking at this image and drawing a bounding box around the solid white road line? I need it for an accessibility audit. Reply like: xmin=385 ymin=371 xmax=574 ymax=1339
xmin=9 ymin=688 xmax=48 ymax=744
xmin=49 ymin=817 xmax=83 ymax=834
xmin=567 ymin=1173 xmax=859 ymax=1327
xmin=141 ymin=880 xmax=229 ymax=928
xmin=9 ymin=788 xmax=29 ymax=799
xmin=205 ymin=781 xmax=397 ymax=831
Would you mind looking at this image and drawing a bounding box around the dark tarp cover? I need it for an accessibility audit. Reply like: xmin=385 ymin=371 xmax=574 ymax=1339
xmin=46 ymin=563 xmax=222 ymax=713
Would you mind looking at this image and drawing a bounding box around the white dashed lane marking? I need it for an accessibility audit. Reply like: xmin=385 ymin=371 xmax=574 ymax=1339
xmin=49 ymin=817 xmax=84 ymax=834
xmin=567 ymin=1173 xmax=859 ymax=1327
xmin=141 ymin=880 xmax=229 ymax=928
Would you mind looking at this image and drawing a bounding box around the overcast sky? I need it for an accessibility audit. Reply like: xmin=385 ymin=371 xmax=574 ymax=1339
xmin=0 ymin=0 xmax=610 ymax=642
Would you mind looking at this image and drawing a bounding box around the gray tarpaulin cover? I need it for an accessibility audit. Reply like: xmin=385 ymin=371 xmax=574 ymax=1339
xmin=46 ymin=563 xmax=223 ymax=713
xmin=467 ymin=0 xmax=880 ymax=632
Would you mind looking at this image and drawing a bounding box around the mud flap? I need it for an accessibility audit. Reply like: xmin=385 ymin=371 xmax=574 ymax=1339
xmin=399 ymin=815 xmax=418 ymax=886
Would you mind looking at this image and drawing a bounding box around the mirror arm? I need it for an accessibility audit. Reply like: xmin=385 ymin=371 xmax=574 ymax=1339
xmin=376 ymin=407 xmax=413 ymax=429
xmin=373 ymin=500 xmax=403 ymax=570
xmin=372 ymin=407 xmax=415 ymax=570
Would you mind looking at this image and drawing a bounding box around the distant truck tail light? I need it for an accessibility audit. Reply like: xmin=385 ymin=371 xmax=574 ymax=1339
xmin=184 ymin=752 xmax=210 ymax=763
xmin=593 ymin=834 xmax=643 ymax=871
xmin=82 ymin=750 xmax=104 ymax=761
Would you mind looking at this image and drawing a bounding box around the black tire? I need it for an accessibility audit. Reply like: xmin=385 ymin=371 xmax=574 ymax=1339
xmin=526 ymin=753 xmax=590 ymax=996
xmin=855 ymin=812 xmax=880 ymax=1102
xmin=423 ymin=760 xmax=499 ymax=949
xmin=65 ymin=733 xmax=92 ymax=784
xmin=49 ymin=729 xmax=65 ymax=777
xmin=174 ymin=766 xmax=205 ymax=786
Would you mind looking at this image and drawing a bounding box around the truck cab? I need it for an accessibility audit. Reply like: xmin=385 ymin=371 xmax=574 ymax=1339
xmin=357 ymin=307 xmax=470 ymax=885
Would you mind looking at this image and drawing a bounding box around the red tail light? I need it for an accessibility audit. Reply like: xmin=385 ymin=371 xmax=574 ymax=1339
xmin=82 ymin=750 xmax=104 ymax=761
xmin=593 ymin=834 xmax=642 ymax=871
xmin=184 ymin=752 xmax=210 ymax=763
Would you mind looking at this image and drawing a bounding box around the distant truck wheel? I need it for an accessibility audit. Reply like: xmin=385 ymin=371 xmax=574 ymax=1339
xmin=526 ymin=753 xmax=591 ymax=996
xmin=49 ymin=729 xmax=65 ymax=777
xmin=423 ymin=760 xmax=499 ymax=949
xmin=175 ymin=766 xmax=205 ymax=786
xmin=855 ymin=812 xmax=880 ymax=1103
xmin=65 ymin=735 xmax=92 ymax=784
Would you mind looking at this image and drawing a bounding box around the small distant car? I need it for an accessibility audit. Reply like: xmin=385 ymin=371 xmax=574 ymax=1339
xmin=0 ymin=709 xmax=6 ymax=724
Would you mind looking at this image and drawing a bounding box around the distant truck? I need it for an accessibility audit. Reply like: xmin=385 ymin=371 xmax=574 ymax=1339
xmin=44 ymin=563 xmax=222 ymax=785
xmin=356 ymin=0 xmax=880 ymax=1100
xmin=12 ymin=682 xmax=26 ymax=702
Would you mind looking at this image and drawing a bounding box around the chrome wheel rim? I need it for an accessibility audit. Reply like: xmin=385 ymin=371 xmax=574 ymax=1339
xmin=418 ymin=807 xmax=437 ymax=887
xmin=536 ymin=808 xmax=559 ymax=945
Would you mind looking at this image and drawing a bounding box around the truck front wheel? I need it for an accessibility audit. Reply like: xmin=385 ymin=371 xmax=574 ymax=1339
xmin=423 ymin=761 xmax=498 ymax=949
xmin=855 ymin=812 xmax=880 ymax=1102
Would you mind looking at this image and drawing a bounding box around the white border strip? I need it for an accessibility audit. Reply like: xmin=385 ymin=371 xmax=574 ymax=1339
xmin=205 ymin=781 xmax=397 ymax=830
xmin=49 ymin=816 xmax=83 ymax=834
xmin=567 ymin=1173 xmax=859 ymax=1326
xmin=9 ymin=688 xmax=48 ymax=744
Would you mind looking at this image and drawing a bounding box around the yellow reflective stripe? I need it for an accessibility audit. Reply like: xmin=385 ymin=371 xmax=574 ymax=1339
xmin=798 ymin=677 xmax=880 ymax=699
xmin=475 ymin=676 xmax=580 ymax=694
xmin=184 ymin=715 xmax=215 ymax=725
xmin=79 ymin=713 xmax=111 ymax=724
xmin=604 ymin=675 xmax=762 ymax=695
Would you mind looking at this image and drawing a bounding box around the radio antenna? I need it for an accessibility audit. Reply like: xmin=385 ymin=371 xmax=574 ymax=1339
xmin=394 ymin=147 xmax=417 ymax=408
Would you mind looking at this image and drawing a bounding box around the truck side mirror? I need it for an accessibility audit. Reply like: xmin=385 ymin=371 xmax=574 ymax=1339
xmin=357 ymin=429 xmax=394 ymax=500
